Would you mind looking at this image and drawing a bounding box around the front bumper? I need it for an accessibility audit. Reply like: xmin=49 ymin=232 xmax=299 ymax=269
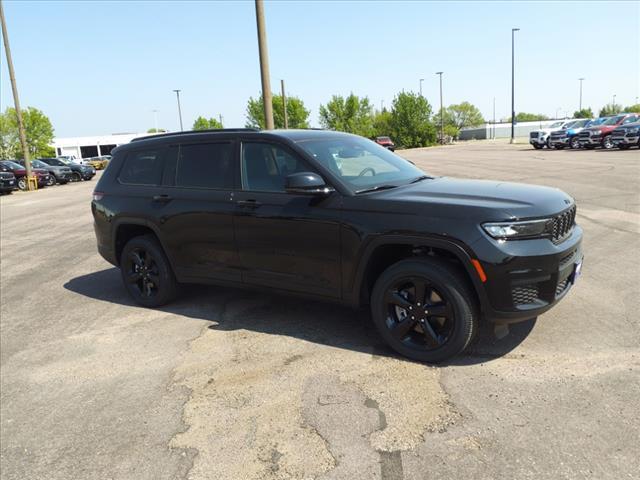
xmin=0 ymin=178 xmax=16 ymax=190
xmin=549 ymin=136 xmax=569 ymax=146
xmin=529 ymin=137 xmax=547 ymax=146
xmin=612 ymin=135 xmax=639 ymax=146
xmin=471 ymin=225 xmax=584 ymax=324
xmin=579 ymin=135 xmax=601 ymax=146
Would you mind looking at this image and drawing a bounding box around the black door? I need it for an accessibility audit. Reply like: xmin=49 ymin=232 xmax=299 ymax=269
xmin=157 ymin=141 xmax=241 ymax=282
xmin=234 ymin=140 xmax=342 ymax=298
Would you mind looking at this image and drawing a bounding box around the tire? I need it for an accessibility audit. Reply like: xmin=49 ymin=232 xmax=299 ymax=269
xmin=120 ymin=234 xmax=178 ymax=307
xmin=570 ymin=137 xmax=581 ymax=149
xmin=546 ymin=138 xmax=552 ymax=149
xmin=46 ymin=175 xmax=56 ymax=187
xmin=71 ymin=172 xmax=82 ymax=182
xmin=370 ymin=258 xmax=478 ymax=363
xmin=17 ymin=177 xmax=27 ymax=191
xmin=602 ymin=135 xmax=614 ymax=149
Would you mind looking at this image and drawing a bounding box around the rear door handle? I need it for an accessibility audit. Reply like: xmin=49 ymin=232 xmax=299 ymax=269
xmin=152 ymin=194 xmax=173 ymax=203
xmin=237 ymin=199 xmax=262 ymax=209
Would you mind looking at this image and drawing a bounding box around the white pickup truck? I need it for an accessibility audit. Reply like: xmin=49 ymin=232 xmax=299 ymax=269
xmin=529 ymin=120 xmax=575 ymax=149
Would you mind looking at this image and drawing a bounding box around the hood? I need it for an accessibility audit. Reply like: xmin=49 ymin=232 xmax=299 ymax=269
xmin=374 ymin=177 xmax=574 ymax=220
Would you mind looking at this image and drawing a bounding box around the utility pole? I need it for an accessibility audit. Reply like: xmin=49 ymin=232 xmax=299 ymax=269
xmin=419 ymin=78 xmax=424 ymax=97
xmin=152 ymin=109 xmax=159 ymax=132
xmin=1 ymin=0 xmax=33 ymax=187
xmin=281 ymin=79 xmax=288 ymax=129
xmin=173 ymin=89 xmax=183 ymax=131
xmin=255 ymin=0 xmax=274 ymax=129
xmin=219 ymin=114 xmax=223 ymax=126
xmin=612 ymin=94 xmax=616 ymax=107
xmin=492 ymin=97 xmax=496 ymax=139
xmin=436 ymin=72 xmax=444 ymax=144
xmin=578 ymin=78 xmax=585 ymax=111
xmin=511 ymin=27 xmax=520 ymax=144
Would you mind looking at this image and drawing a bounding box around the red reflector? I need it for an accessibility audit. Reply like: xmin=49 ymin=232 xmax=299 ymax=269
xmin=471 ymin=259 xmax=487 ymax=283
xmin=92 ymin=191 xmax=104 ymax=201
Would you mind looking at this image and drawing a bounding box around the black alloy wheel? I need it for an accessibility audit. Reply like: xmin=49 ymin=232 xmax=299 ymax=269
xmin=72 ymin=172 xmax=82 ymax=182
xmin=125 ymin=248 xmax=161 ymax=299
xmin=371 ymin=258 xmax=477 ymax=363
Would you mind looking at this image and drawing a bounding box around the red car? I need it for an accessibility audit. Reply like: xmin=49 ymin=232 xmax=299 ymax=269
xmin=0 ymin=160 xmax=51 ymax=190
xmin=578 ymin=113 xmax=640 ymax=149
xmin=374 ymin=136 xmax=396 ymax=151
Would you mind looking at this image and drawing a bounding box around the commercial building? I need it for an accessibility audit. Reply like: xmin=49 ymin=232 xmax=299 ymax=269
xmin=51 ymin=132 xmax=160 ymax=159
xmin=459 ymin=120 xmax=569 ymax=140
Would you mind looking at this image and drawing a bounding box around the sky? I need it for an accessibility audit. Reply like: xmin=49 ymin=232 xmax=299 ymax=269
xmin=1 ymin=0 xmax=639 ymax=138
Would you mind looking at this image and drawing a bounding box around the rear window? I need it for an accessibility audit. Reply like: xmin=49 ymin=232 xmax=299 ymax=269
xmin=175 ymin=143 xmax=234 ymax=190
xmin=118 ymin=150 xmax=163 ymax=185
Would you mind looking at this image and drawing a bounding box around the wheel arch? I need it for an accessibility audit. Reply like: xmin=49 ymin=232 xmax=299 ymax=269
xmin=112 ymin=218 xmax=176 ymax=270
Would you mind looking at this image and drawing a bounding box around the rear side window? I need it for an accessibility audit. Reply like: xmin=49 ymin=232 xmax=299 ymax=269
xmin=119 ymin=150 xmax=163 ymax=185
xmin=175 ymin=142 xmax=234 ymax=189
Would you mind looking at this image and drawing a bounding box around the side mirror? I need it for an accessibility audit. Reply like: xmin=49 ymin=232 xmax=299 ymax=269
xmin=285 ymin=172 xmax=334 ymax=195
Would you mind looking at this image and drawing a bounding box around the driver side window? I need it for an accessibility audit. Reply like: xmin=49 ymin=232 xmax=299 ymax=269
xmin=241 ymin=142 xmax=315 ymax=193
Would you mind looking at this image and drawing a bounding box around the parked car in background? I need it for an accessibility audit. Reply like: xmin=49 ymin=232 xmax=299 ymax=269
xmin=15 ymin=159 xmax=72 ymax=186
xmin=529 ymin=120 xmax=574 ymax=149
xmin=0 ymin=160 xmax=51 ymax=190
xmin=548 ymin=119 xmax=592 ymax=149
xmin=40 ymin=157 xmax=96 ymax=182
xmin=83 ymin=156 xmax=110 ymax=170
xmin=0 ymin=171 xmax=17 ymax=194
xmin=578 ymin=113 xmax=640 ymax=149
xmin=58 ymin=155 xmax=81 ymax=165
xmin=611 ymin=121 xmax=640 ymax=150
xmin=374 ymin=136 xmax=396 ymax=151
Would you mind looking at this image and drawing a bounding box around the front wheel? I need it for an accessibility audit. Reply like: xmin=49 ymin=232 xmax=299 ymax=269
xmin=532 ymin=144 xmax=543 ymax=149
xmin=71 ymin=172 xmax=82 ymax=182
xmin=46 ymin=175 xmax=56 ymax=187
xmin=602 ymin=135 xmax=614 ymax=149
xmin=546 ymin=138 xmax=552 ymax=148
xmin=120 ymin=234 xmax=178 ymax=307
xmin=570 ymin=137 xmax=581 ymax=149
xmin=17 ymin=177 xmax=27 ymax=190
xmin=371 ymin=258 xmax=478 ymax=363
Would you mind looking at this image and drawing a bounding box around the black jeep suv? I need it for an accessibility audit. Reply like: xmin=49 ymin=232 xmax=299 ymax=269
xmin=92 ymin=129 xmax=583 ymax=362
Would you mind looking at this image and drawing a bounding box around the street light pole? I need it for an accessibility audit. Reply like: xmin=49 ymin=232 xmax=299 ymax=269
xmin=419 ymin=78 xmax=424 ymax=97
xmin=511 ymin=27 xmax=520 ymax=144
xmin=578 ymin=78 xmax=585 ymax=111
xmin=492 ymin=97 xmax=496 ymax=139
xmin=173 ymin=90 xmax=183 ymax=131
xmin=152 ymin=109 xmax=159 ymax=132
xmin=255 ymin=0 xmax=274 ymax=130
xmin=1 ymin=0 xmax=33 ymax=187
xmin=612 ymin=94 xmax=616 ymax=106
xmin=281 ymin=79 xmax=288 ymax=129
xmin=436 ymin=72 xmax=444 ymax=144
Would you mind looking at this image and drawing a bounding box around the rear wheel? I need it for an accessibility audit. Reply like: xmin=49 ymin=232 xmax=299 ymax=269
xmin=371 ymin=258 xmax=478 ymax=363
xmin=71 ymin=172 xmax=82 ymax=182
xmin=570 ymin=137 xmax=581 ymax=149
xmin=46 ymin=175 xmax=56 ymax=187
xmin=120 ymin=234 xmax=178 ymax=307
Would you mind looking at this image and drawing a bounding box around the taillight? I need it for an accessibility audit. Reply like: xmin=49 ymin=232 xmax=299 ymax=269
xmin=92 ymin=191 xmax=105 ymax=201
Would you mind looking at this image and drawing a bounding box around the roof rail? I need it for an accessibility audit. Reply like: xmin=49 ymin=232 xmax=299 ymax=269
xmin=130 ymin=128 xmax=261 ymax=142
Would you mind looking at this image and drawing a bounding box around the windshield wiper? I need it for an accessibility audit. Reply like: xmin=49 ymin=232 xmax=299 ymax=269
xmin=355 ymin=184 xmax=399 ymax=194
xmin=409 ymin=175 xmax=432 ymax=184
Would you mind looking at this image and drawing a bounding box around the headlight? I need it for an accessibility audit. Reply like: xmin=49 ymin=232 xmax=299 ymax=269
xmin=482 ymin=218 xmax=551 ymax=240
xmin=592 ymin=129 xmax=601 ymax=135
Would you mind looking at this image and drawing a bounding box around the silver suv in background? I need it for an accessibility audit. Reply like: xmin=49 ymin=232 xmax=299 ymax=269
xmin=529 ymin=120 xmax=574 ymax=149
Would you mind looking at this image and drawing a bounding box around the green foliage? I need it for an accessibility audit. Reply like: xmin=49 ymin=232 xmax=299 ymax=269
xmin=246 ymin=95 xmax=310 ymax=129
xmin=389 ymin=91 xmax=436 ymax=148
xmin=0 ymin=107 xmax=55 ymax=159
xmin=318 ymin=94 xmax=374 ymax=137
xmin=372 ymin=109 xmax=392 ymax=138
xmin=507 ymin=112 xmax=550 ymax=122
xmin=599 ymin=104 xmax=622 ymax=117
xmin=443 ymin=124 xmax=459 ymax=140
xmin=623 ymin=103 xmax=640 ymax=113
xmin=192 ymin=116 xmax=223 ymax=130
xmin=147 ymin=128 xmax=167 ymax=133
xmin=573 ymin=108 xmax=594 ymax=119
xmin=442 ymin=101 xmax=484 ymax=138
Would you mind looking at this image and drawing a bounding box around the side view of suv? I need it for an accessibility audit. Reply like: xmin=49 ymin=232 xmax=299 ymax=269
xmin=548 ymin=118 xmax=594 ymax=149
xmin=92 ymin=129 xmax=583 ymax=363
xmin=579 ymin=113 xmax=640 ymax=149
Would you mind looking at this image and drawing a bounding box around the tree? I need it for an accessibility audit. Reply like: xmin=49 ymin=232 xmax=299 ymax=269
xmin=318 ymin=94 xmax=374 ymax=137
xmin=372 ymin=109 xmax=393 ymax=138
xmin=389 ymin=91 xmax=436 ymax=148
xmin=246 ymin=94 xmax=310 ymax=129
xmin=623 ymin=104 xmax=640 ymax=113
xmin=573 ymin=108 xmax=594 ymax=119
xmin=443 ymin=102 xmax=484 ymax=137
xmin=599 ymin=104 xmax=622 ymax=117
xmin=192 ymin=116 xmax=223 ymax=130
xmin=507 ymin=112 xmax=550 ymax=122
xmin=147 ymin=128 xmax=167 ymax=133
xmin=0 ymin=107 xmax=55 ymax=159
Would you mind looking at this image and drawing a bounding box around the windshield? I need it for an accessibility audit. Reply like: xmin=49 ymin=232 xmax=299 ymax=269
xmin=603 ymin=115 xmax=624 ymax=126
xmin=1 ymin=161 xmax=24 ymax=170
xmin=297 ymin=135 xmax=428 ymax=192
xmin=31 ymin=160 xmax=49 ymax=168
xmin=587 ymin=118 xmax=605 ymax=127
xmin=549 ymin=121 xmax=564 ymax=128
xmin=571 ymin=119 xmax=589 ymax=128
xmin=44 ymin=158 xmax=66 ymax=166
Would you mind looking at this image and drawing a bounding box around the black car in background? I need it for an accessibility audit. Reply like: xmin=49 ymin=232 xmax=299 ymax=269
xmin=39 ymin=157 xmax=96 ymax=182
xmin=0 ymin=171 xmax=17 ymax=194
xmin=14 ymin=159 xmax=72 ymax=186
xmin=92 ymin=129 xmax=583 ymax=363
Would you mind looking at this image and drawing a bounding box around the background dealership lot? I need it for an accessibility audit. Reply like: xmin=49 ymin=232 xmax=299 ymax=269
xmin=1 ymin=141 xmax=638 ymax=479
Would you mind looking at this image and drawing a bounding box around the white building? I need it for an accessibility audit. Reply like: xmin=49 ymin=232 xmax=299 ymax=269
xmin=51 ymin=132 xmax=162 ymax=159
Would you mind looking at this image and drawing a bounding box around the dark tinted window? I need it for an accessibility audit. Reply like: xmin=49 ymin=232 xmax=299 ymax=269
xmin=119 ymin=150 xmax=163 ymax=185
xmin=241 ymin=142 xmax=314 ymax=192
xmin=175 ymin=143 xmax=234 ymax=189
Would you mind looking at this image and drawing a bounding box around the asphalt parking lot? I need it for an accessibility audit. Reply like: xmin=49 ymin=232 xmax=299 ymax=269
xmin=1 ymin=141 xmax=638 ymax=480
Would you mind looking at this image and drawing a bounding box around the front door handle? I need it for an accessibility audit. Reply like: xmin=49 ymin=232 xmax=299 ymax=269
xmin=237 ymin=199 xmax=262 ymax=209
xmin=152 ymin=194 xmax=173 ymax=203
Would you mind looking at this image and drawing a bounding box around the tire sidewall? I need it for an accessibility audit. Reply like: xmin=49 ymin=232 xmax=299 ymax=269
xmin=370 ymin=259 xmax=476 ymax=363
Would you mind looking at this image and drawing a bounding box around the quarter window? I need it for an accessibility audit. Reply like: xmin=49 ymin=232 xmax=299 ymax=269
xmin=118 ymin=150 xmax=164 ymax=185
xmin=175 ymin=143 xmax=234 ymax=189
